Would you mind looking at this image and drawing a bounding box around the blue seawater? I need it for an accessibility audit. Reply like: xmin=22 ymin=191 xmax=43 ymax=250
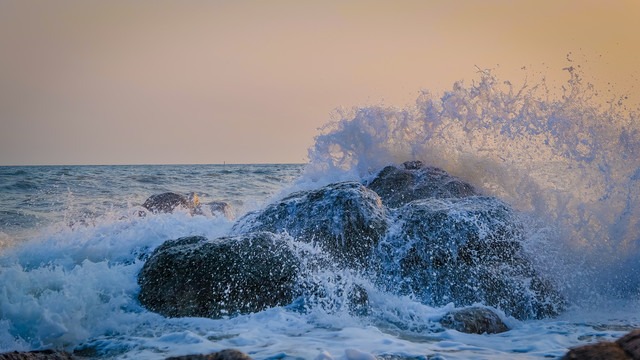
xmin=2 ymin=69 xmax=640 ymax=359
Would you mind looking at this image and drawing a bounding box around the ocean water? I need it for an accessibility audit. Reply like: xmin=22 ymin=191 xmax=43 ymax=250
xmin=1 ymin=69 xmax=640 ymax=359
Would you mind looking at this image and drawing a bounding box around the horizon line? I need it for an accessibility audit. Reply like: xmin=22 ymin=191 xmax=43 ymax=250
xmin=0 ymin=162 xmax=308 ymax=167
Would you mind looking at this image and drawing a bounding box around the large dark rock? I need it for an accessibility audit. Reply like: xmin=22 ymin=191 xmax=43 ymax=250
xmin=166 ymin=349 xmax=253 ymax=360
xmin=366 ymin=161 xmax=478 ymax=208
xmin=232 ymin=181 xmax=387 ymax=269
xmin=142 ymin=192 xmax=200 ymax=214
xmin=375 ymin=197 xmax=564 ymax=320
xmin=440 ymin=307 xmax=509 ymax=334
xmin=138 ymin=232 xmax=300 ymax=318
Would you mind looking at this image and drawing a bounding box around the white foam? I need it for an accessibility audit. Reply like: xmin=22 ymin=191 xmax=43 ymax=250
xmin=0 ymin=209 xmax=234 ymax=352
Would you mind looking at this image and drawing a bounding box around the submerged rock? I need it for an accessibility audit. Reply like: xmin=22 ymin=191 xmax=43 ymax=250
xmin=142 ymin=192 xmax=200 ymax=214
xmin=440 ymin=307 xmax=509 ymax=334
xmin=165 ymin=349 xmax=253 ymax=360
xmin=233 ymin=181 xmax=387 ymax=268
xmin=376 ymin=197 xmax=564 ymax=320
xmin=138 ymin=232 xmax=300 ymax=318
xmin=366 ymin=160 xmax=478 ymax=208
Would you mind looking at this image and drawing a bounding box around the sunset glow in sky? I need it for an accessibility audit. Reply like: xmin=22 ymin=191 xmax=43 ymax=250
xmin=1 ymin=0 xmax=638 ymax=165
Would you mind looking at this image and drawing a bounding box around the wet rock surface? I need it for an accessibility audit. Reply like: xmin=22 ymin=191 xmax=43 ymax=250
xmin=617 ymin=329 xmax=640 ymax=359
xmin=366 ymin=161 xmax=478 ymax=208
xmin=376 ymin=197 xmax=564 ymax=320
xmin=138 ymin=232 xmax=300 ymax=318
xmin=561 ymin=329 xmax=640 ymax=360
xmin=440 ymin=307 xmax=509 ymax=334
xmin=138 ymin=162 xmax=564 ymax=321
xmin=233 ymin=181 xmax=388 ymax=268
xmin=142 ymin=192 xmax=200 ymax=214
xmin=562 ymin=342 xmax=631 ymax=360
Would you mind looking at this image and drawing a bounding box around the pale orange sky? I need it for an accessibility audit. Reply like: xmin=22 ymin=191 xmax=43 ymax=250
xmin=0 ymin=0 xmax=638 ymax=165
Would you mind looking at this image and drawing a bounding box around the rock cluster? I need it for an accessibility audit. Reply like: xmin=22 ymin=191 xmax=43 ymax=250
xmin=138 ymin=161 xmax=565 ymax=322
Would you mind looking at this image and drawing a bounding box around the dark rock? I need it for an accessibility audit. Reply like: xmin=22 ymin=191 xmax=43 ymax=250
xmin=375 ymin=197 xmax=564 ymax=320
xmin=366 ymin=161 xmax=478 ymax=208
xmin=561 ymin=342 xmax=631 ymax=360
xmin=617 ymin=329 xmax=640 ymax=359
xmin=0 ymin=350 xmax=75 ymax=360
xmin=142 ymin=192 xmax=200 ymax=214
xmin=440 ymin=307 xmax=509 ymax=334
xmin=206 ymin=201 xmax=234 ymax=219
xmin=560 ymin=329 xmax=640 ymax=360
xmin=166 ymin=349 xmax=253 ymax=360
xmin=138 ymin=232 xmax=300 ymax=318
xmin=232 ymin=181 xmax=387 ymax=269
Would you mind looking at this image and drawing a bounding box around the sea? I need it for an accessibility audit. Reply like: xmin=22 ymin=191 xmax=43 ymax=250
xmin=1 ymin=70 xmax=639 ymax=359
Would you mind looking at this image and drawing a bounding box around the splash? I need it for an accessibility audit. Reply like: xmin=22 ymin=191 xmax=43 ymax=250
xmin=306 ymin=66 xmax=640 ymax=299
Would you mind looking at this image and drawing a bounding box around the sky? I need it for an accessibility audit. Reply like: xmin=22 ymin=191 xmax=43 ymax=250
xmin=0 ymin=0 xmax=638 ymax=165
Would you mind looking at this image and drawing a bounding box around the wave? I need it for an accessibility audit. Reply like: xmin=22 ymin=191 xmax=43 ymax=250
xmin=304 ymin=67 xmax=640 ymax=300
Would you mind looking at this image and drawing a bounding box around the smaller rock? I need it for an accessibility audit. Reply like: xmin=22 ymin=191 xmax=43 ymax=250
xmin=142 ymin=192 xmax=200 ymax=214
xmin=0 ymin=350 xmax=75 ymax=360
xmin=206 ymin=201 xmax=234 ymax=219
xmin=561 ymin=342 xmax=630 ymax=360
xmin=165 ymin=349 xmax=253 ymax=360
xmin=440 ymin=307 xmax=509 ymax=334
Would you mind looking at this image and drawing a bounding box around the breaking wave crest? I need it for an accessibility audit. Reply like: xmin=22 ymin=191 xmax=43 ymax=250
xmin=306 ymin=67 xmax=640 ymax=299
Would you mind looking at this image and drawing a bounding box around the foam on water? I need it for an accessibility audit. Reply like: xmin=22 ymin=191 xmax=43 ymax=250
xmin=0 ymin=209 xmax=234 ymax=352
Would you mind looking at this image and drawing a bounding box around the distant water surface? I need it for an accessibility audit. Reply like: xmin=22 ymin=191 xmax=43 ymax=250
xmin=0 ymin=164 xmax=303 ymax=244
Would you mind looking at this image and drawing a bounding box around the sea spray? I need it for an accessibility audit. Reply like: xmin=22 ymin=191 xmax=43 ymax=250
xmin=305 ymin=67 xmax=640 ymax=301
